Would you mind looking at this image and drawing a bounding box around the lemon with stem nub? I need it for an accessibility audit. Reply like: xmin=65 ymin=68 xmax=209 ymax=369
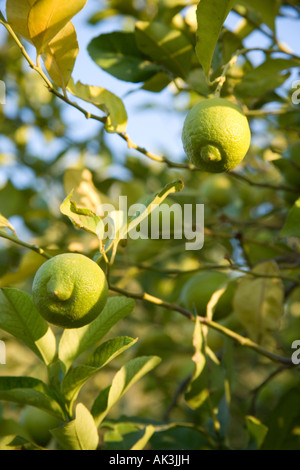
xmin=32 ymin=253 xmax=108 ymax=328
xmin=182 ymin=98 xmax=251 ymax=173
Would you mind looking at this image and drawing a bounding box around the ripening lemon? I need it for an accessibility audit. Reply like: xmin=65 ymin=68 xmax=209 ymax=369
xmin=32 ymin=253 xmax=108 ymax=328
xmin=182 ymin=98 xmax=251 ymax=173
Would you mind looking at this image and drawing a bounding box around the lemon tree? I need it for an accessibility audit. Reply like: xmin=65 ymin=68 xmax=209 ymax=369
xmin=1 ymin=0 xmax=300 ymax=453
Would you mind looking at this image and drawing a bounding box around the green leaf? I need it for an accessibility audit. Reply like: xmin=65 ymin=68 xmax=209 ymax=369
xmin=88 ymin=31 xmax=161 ymax=83
xmin=0 ymin=435 xmax=33 ymax=451
xmin=58 ymin=296 xmax=135 ymax=372
xmin=0 ymin=288 xmax=56 ymax=365
xmin=233 ymin=261 xmax=284 ymax=343
xmin=28 ymin=0 xmax=87 ymax=53
xmin=0 ymin=251 xmax=45 ymax=288
xmin=131 ymin=425 xmax=156 ymax=450
xmin=261 ymin=389 xmax=300 ymax=450
xmin=246 ymin=415 xmax=268 ymax=450
xmin=191 ymin=317 xmax=206 ymax=380
xmin=91 ymin=356 xmax=161 ymax=426
xmin=135 ymin=21 xmax=193 ymax=79
xmin=51 ymin=403 xmax=99 ymax=450
xmin=6 ymin=0 xmax=36 ymax=40
xmin=141 ymin=72 xmax=171 ymax=93
xmin=280 ymin=197 xmax=300 ymax=238
xmin=220 ymin=30 xmax=243 ymax=65
xmin=63 ymin=168 xmax=111 ymax=213
xmin=235 ymin=58 xmax=300 ymax=98
xmin=42 ymin=21 xmax=79 ymax=88
xmin=60 ymin=190 xmax=102 ymax=235
xmin=0 ymin=181 xmax=35 ymax=219
xmin=104 ymin=419 xmax=213 ymax=451
xmin=185 ymin=356 xmax=225 ymax=412
xmin=67 ymin=79 xmax=127 ymax=133
xmin=239 ymin=0 xmax=280 ymax=32
xmin=62 ymin=337 xmax=137 ymax=408
xmin=103 ymin=421 xmax=153 ymax=450
xmin=185 ymin=318 xmax=225 ymax=412
xmin=0 ymin=377 xmax=65 ymax=420
xmin=104 ymin=180 xmax=184 ymax=262
xmin=195 ymin=0 xmax=235 ymax=79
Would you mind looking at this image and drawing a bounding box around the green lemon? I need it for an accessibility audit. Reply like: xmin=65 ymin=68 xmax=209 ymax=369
xmin=199 ymin=174 xmax=235 ymax=207
xmin=179 ymin=271 xmax=234 ymax=319
xmin=20 ymin=406 xmax=61 ymax=447
xmin=32 ymin=253 xmax=108 ymax=328
xmin=182 ymin=98 xmax=251 ymax=173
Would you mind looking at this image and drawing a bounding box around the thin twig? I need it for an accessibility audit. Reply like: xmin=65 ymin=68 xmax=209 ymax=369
xmin=229 ymin=171 xmax=300 ymax=193
xmin=0 ymin=231 xmax=52 ymax=259
xmin=118 ymin=260 xmax=300 ymax=285
xmin=250 ymin=366 xmax=288 ymax=415
xmin=109 ymin=284 xmax=294 ymax=366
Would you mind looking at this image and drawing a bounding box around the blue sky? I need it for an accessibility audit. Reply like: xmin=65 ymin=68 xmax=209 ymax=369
xmin=0 ymin=1 xmax=300 ymax=175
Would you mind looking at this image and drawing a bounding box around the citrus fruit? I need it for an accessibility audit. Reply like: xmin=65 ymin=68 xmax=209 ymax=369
xmin=179 ymin=271 xmax=234 ymax=319
xmin=32 ymin=253 xmax=108 ymax=328
xmin=20 ymin=406 xmax=61 ymax=447
xmin=182 ymin=98 xmax=251 ymax=173
xmin=199 ymin=174 xmax=235 ymax=207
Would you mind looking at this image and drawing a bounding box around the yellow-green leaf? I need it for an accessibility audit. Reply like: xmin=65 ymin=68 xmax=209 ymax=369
xmin=130 ymin=425 xmax=155 ymax=450
xmin=42 ymin=21 xmax=79 ymax=88
xmin=51 ymin=403 xmax=99 ymax=450
xmin=233 ymin=261 xmax=284 ymax=343
xmin=196 ymin=0 xmax=235 ymax=79
xmin=28 ymin=0 xmax=87 ymax=53
xmin=63 ymin=168 xmax=111 ymax=213
xmin=0 ymin=251 xmax=45 ymax=288
xmin=135 ymin=21 xmax=193 ymax=79
xmin=6 ymin=0 xmax=36 ymax=40
xmin=67 ymin=79 xmax=127 ymax=133
xmin=0 ymin=288 xmax=56 ymax=366
xmin=60 ymin=190 xmax=102 ymax=235
xmin=246 ymin=415 xmax=268 ymax=449
xmin=0 ymin=213 xmax=16 ymax=236
xmin=280 ymin=197 xmax=300 ymax=238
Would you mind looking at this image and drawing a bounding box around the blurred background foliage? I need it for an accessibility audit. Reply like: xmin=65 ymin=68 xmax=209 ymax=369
xmin=0 ymin=0 xmax=300 ymax=450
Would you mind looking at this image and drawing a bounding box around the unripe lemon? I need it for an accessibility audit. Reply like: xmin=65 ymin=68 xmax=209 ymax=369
xmin=32 ymin=253 xmax=108 ymax=328
xmin=182 ymin=98 xmax=251 ymax=173
xmin=20 ymin=406 xmax=61 ymax=447
xmin=199 ymin=174 xmax=235 ymax=207
xmin=179 ymin=271 xmax=234 ymax=319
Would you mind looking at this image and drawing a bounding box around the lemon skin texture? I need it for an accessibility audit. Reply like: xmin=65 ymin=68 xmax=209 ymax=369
xmin=20 ymin=406 xmax=61 ymax=447
xmin=32 ymin=253 xmax=108 ymax=328
xmin=182 ymin=98 xmax=251 ymax=173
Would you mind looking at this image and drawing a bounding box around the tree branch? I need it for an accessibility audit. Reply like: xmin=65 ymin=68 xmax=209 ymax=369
xmin=109 ymin=284 xmax=294 ymax=366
